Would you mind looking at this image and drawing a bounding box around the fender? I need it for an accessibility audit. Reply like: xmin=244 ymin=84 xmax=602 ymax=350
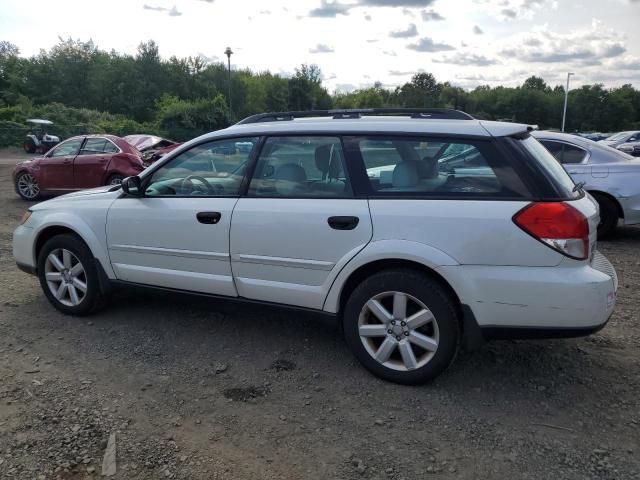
xmin=322 ymin=239 xmax=460 ymax=313
xmin=29 ymin=211 xmax=116 ymax=279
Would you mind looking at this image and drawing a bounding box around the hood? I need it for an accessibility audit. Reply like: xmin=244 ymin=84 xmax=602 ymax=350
xmin=15 ymin=156 xmax=44 ymax=168
xmin=30 ymin=186 xmax=120 ymax=211
xmin=124 ymin=135 xmax=175 ymax=152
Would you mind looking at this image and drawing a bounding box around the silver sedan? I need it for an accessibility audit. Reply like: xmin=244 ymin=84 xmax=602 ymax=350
xmin=532 ymin=130 xmax=640 ymax=237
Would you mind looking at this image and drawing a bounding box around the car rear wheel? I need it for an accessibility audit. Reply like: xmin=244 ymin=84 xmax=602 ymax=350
xmin=37 ymin=234 xmax=103 ymax=316
xmin=343 ymin=269 xmax=459 ymax=384
xmin=593 ymin=193 xmax=618 ymax=239
xmin=23 ymin=138 xmax=36 ymax=153
xmin=15 ymin=172 xmax=40 ymax=200
xmin=106 ymin=174 xmax=125 ymax=186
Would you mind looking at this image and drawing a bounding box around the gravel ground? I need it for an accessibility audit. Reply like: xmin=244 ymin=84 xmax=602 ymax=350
xmin=0 ymin=155 xmax=638 ymax=480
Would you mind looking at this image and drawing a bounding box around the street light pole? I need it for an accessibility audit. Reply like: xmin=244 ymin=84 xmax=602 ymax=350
xmin=561 ymin=72 xmax=574 ymax=132
xmin=224 ymin=47 xmax=233 ymax=119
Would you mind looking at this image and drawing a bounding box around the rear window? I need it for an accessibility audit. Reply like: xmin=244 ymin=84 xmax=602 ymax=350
xmin=348 ymin=136 xmax=531 ymax=198
xmin=518 ymin=136 xmax=579 ymax=199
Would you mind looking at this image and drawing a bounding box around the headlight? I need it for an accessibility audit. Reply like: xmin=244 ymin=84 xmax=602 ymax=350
xmin=19 ymin=210 xmax=32 ymax=225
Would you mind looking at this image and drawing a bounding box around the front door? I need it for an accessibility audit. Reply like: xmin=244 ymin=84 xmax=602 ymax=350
xmin=39 ymin=137 xmax=84 ymax=190
xmin=106 ymin=137 xmax=259 ymax=295
xmin=230 ymin=135 xmax=373 ymax=310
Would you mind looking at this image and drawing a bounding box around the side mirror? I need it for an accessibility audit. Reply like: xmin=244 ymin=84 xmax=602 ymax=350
xmin=121 ymin=176 xmax=142 ymax=196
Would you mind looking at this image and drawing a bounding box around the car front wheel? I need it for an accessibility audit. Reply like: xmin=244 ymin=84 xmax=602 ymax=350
xmin=15 ymin=172 xmax=41 ymax=200
xmin=106 ymin=174 xmax=125 ymax=186
xmin=343 ymin=269 xmax=460 ymax=384
xmin=37 ymin=234 xmax=103 ymax=316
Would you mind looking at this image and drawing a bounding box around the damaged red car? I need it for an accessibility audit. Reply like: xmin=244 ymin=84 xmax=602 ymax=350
xmin=13 ymin=135 xmax=144 ymax=200
xmin=123 ymin=134 xmax=181 ymax=166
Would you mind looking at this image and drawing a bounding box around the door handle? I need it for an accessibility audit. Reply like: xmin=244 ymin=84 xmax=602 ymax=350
xmin=328 ymin=216 xmax=359 ymax=230
xmin=196 ymin=211 xmax=222 ymax=224
xmin=63 ymin=159 xmax=72 ymax=164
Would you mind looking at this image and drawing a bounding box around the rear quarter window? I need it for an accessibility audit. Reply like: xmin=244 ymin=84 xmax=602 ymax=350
xmin=517 ymin=135 xmax=579 ymax=200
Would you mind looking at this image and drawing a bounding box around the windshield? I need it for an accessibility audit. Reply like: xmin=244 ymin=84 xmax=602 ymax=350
xmin=518 ymin=135 xmax=580 ymax=199
xmin=606 ymin=131 xmax=632 ymax=141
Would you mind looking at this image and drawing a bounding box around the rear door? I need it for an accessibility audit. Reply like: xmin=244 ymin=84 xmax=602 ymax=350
xmin=39 ymin=137 xmax=84 ymax=190
xmin=230 ymin=135 xmax=373 ymax=309
xmin=74 ymin=137 xmax=116 ymax=188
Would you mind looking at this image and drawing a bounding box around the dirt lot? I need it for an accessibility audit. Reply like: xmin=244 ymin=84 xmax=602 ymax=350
xmin=0 ymin=153 xmax=638 ymax=480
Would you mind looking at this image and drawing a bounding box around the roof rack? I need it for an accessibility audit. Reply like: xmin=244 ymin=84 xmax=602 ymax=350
xmin=236 ymin=108 xmax=474 ymax=125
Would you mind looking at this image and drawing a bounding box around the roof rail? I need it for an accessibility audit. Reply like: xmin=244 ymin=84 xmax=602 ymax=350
xmin=235 ymin=108 xmax=474 ymax=125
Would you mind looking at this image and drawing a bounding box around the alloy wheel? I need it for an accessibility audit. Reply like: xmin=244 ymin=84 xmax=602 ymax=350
xmin=44 ymin=249 xmax=87 ymax=307
xmin=358 ymin=291 xmax=439 ymax=371
xmin=108 ymin=176 xmax=124 ymax=186
xmin=17 ymin=173 xmax=40 ymax=199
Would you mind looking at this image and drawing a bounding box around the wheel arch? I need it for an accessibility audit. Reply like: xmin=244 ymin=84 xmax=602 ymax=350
xmin=588 ymin=190 xmax=624 ymax=219
xmin=336 ymin=258 xmax=463 ymax=316
xmin=31 ymin=217 xmax=115 ymax=280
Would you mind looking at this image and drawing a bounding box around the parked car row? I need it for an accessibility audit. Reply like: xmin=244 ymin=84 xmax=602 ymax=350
xmin=13 ymin=108 xmax=618 ymax=384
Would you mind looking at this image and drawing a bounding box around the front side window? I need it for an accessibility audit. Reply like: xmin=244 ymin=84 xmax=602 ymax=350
xmin=49 ymin=138 xmax=83 ymax=158
xmin=249 ymin=136 xmax=351 ymax=198
xmin=352 ymin=136 xmax=529 ymax=197
xmin=145 ymin=137 xmax=258 ymax=197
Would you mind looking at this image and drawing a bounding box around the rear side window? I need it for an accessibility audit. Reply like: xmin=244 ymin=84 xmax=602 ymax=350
xmin=349 ymin=136 xmax=530 ymax=198
xmin=80 ymin=138 xmax=108 ymax=155
xmin=539 ymin=140 xmax=587 ymax=164
xmin=249 ymin=136 xmax=352 ymax=198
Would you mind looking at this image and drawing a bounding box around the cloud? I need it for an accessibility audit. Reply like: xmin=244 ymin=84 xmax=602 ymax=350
xmin=143 ymin=4 xmax=166 ymax=11
xmin=366 ymin=39 xmax=379 ymax=43
xmin=259 ymin=10 xmax=271 ymax=14
xmin=389 ymin=70 xmax=417 ymax=76
xmin=309 ymin=43 xmax=335 ymax=53
xmin=336 ymin=83 xmax=357 ymax=92
xmin=390 ymin=24 xmax=418 ymax=38
xmin=360 ymin=0 xmax=435 ymax=5
xmin=501 ymin=8 xmax=517 ymax=18
xmin=434 ymin=53 xmax=498 ymax=66
xmin=407 ymin=37 xmax=455 ymax=52
xmin=143 ymin=4 xmax=182 ymax=16
xmin=421 ymin=9 xmax=445 ymax=21
xmin=384 ymin=50 xmax=397 ymax=56
xmin=473 ymin=25 xmax=484 ymax=34
xmin=309 ymin=0 xmax=351 ymax=17
xmin=364 ymin=13 xmax=372 ymax=20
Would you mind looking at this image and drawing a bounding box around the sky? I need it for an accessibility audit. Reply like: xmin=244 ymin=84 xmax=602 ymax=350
xmin=1 ymin=0 xmax=639 ymax=92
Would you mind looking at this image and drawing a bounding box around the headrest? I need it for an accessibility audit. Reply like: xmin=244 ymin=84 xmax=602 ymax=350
xmin=275 ymin=163 xmax=307 ymax=183
xmin=315 ymin=145 xmax=332 ymax=175
xmin=392 ymin=162 xmax=419 ymax=188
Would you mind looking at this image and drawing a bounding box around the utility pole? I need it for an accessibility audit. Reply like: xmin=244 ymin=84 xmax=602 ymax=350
xmin=224 ymin=47 xmax=233 ymax=119
xmin=561 ymin=72 xmax=574 ymax=132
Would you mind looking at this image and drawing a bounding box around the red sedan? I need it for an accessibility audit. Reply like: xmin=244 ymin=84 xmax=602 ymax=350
xmin=13 ymin=135 xmax=144 ymax=200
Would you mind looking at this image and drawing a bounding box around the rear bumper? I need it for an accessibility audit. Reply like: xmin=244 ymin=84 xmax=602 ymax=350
xmin=439 ymin=254 xmax=617 ymax=333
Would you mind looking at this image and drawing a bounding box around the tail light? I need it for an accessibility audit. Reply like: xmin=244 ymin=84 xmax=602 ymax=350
xmin=513 ymin=202 xmax=589 ymax=260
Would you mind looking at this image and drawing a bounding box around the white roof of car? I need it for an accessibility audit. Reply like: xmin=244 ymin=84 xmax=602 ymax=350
xmin=215 ymin=116 xmax=530 ymax=139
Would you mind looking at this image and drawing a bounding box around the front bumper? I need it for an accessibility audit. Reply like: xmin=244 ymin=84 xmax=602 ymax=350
xmin=13 ymin=224 xmax=36 ymax=273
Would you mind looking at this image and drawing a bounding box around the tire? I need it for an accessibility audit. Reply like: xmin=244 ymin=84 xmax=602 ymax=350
xmin=37 ymin=234 xmax=104 ymax=316
xmin=15 ymin=172 xmax=41 ymax=200
xmin=593 ymin=193 xmax=618 ymax=239
xmin=343 ymin=269 xmax=460 ymax=385
xmin=23 ymin=138 xmax=36 ymax=154
xmin=106 ymin=174 xmax=125 ymax=186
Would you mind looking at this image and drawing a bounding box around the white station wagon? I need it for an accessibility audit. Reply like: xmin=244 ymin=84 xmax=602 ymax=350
xmin=13 ymin=109 xmax=618 ymax=384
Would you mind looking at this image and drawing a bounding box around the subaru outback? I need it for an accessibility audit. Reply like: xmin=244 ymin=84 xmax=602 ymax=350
xmin=13 ymin=109 xmax=618 ymax=384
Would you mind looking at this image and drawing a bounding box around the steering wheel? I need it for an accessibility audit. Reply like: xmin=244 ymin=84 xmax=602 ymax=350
xmin=180 ymin=175 xmax=218 ymax=195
